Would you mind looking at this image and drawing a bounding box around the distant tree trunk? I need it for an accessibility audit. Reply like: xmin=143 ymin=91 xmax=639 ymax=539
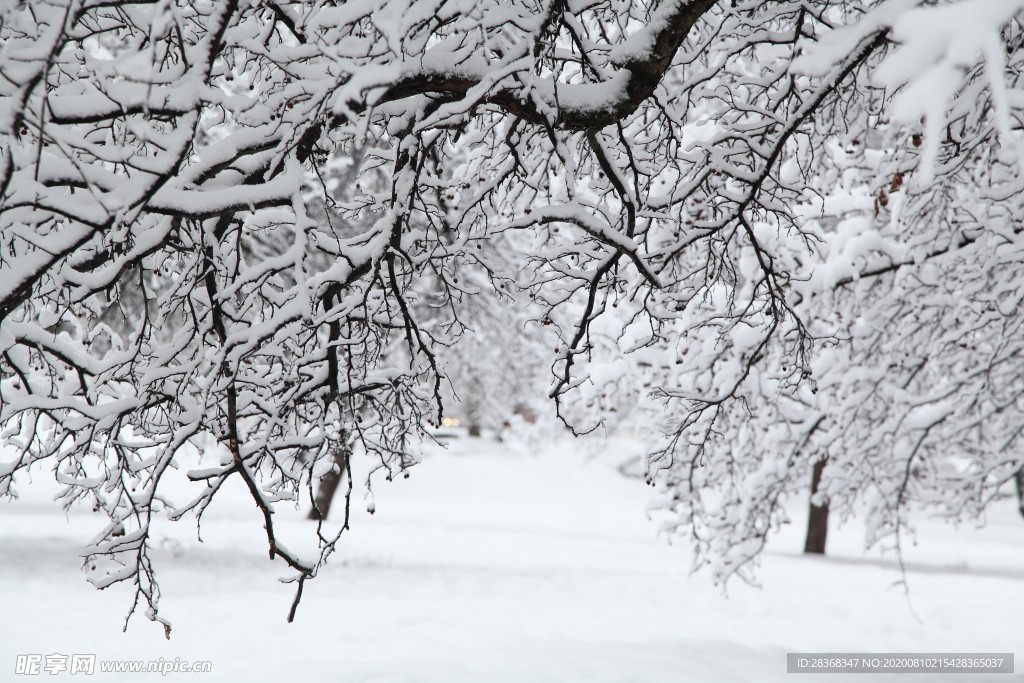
xmin=1016 ymin=467 xmax=1024 ymax=520
xmin=466 ymin=389 xmax=482 ymax=437
xmin=308 ymin=440 xmax=350 ymax=521
xmin=804 ymin=458 xmax=830 ymax=555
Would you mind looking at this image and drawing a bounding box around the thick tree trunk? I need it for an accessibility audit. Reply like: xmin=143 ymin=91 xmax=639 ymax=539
xmin=307 ymin=442 xmax=350 ymax=521
xmin=804 ymin=458 xmax=830 ymax=555
xmin=1016 ymin=467 xmax=1024 ymax=520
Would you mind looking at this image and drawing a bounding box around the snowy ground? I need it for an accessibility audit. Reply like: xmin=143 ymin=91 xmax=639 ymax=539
xmin=2 ymin=434 xmax=1023 ymax=682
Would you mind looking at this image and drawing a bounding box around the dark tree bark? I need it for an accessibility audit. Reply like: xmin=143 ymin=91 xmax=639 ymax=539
xmin=1016 ymin=467 xmax=1024 ymax=521
xmin=308 ymin=441 xmax=350 ymax=521
xmin=804 ymin=458 xmax=830 ymax=555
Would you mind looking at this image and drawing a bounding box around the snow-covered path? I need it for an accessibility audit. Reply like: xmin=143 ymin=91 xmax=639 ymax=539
xmin=2 ymin=437 xmax=1022 ymax=682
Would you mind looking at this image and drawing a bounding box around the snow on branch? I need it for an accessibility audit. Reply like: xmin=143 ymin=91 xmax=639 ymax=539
xmin=3 ymin=0 xmax=1024 ymax=628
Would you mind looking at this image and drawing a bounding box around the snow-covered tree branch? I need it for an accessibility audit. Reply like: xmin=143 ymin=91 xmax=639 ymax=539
xmin=2 ymin=0 xmax=1023 ymax=629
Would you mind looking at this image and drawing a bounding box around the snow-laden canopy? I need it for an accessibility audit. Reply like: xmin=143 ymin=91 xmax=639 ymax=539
xmin=2 ymin=0 xmax=1023 ymax=627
